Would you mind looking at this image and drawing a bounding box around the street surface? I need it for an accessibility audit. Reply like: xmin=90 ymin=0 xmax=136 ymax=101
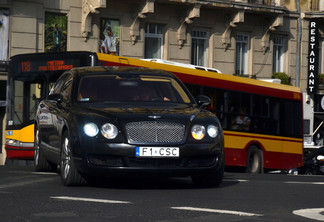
xmin=0 ymin=162 xmax=324 ymax=222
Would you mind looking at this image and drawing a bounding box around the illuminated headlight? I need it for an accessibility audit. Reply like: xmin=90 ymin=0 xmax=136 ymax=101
xmin=191 ymin=125 xmax=206 ymax=140
xmin=6 ymin=139 xmax=20 ymax=146
xmin=83 ymin=123 xmax=99 ymax=137
xmin=101 ymin=123 xmax=118 ymax=139
xmin=207 ymin=125 xmax=218 ymax=138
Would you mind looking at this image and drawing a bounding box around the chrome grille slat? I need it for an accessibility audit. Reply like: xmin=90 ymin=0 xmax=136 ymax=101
xmin=126 ymin=121 xmax=185 ymax=143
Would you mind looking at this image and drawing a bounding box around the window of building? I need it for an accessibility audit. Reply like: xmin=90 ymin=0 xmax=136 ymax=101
xmin=273 ymin=37 xmax=285 ymax=73
xmin=145 ymin=24 xmax=163 ymax=59
xmin=191 ymin=29 xmax=208 ymax=67
xmin=0 ymin=9 xmax=9 ymax=61
xmin=235 ymin=34 xmax=249 ymax=75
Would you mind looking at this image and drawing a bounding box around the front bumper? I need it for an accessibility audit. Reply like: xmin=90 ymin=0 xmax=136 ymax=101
xmin=73 ymin=142 xmax=224 ymax=177
xmin=5 ymin=144 xmax=34 ymax=160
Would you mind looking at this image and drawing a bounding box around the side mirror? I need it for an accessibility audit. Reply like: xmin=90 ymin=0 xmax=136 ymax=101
xmin=196 ymin=95 xmax=210 ymax=107
xmin=47 ymin=94 xmax=63 ymax=103
xmin=317 ymin=155 xmax=324 ymax=161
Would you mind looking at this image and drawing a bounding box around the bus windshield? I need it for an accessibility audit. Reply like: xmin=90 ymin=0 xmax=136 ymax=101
xmin=10 ymin=80 xmax=52 ymax=127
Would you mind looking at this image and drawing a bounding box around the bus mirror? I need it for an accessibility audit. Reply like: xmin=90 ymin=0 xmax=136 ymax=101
xmin=197 ymin=95 xmax=210 ymax=107
xmin=47 ymin=94 xmax=63 ymax=104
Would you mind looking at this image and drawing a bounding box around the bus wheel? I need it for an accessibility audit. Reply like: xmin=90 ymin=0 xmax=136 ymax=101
xmin=245 ymin=145 xmax=262 ymax=173
xmin=34 ymin=128 xmax=55 ymax=172
xmin=60 ymin=131 xmax=86 ymax=186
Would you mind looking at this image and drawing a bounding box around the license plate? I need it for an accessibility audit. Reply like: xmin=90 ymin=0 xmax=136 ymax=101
xmin=136 ymin=147 xmax=179 ymax=157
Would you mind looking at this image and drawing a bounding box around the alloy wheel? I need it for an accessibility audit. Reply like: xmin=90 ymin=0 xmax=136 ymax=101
xmin=34 ymin=129 xmax=40 ymax=165
xmin=61 ymin=137 xmax=71 ymax=179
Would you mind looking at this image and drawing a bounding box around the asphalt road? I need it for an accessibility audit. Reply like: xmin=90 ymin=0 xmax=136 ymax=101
xmin=0 ymin=162 xmax=324 ymax=222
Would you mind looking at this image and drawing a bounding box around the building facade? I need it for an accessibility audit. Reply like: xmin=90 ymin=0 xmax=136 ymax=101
xmin=0 ymin=0 xmax=324 ymax=163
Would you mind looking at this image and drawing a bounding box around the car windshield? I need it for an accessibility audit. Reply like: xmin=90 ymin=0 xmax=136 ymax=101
xmin=77 ymin=74 xmax=193 ymax=104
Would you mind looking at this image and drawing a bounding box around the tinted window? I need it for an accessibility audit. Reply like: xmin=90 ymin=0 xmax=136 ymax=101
xmin=77 ymin=74 xmax=192 ymax=103
xmin=50 ymin=73 xmax=69 ymax=95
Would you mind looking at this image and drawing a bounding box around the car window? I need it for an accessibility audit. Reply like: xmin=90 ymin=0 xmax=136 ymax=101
xmin=60 ymin=74 xmax=73 ymax=104
xmin=77 ymin=74 xmax=192 ymax=103
xmin=49 ymin=73 xmax=69 ymax=95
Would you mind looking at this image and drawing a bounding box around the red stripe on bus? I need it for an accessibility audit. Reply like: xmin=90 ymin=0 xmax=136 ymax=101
xmin=224 ymin=131 xmax=303 ymax=142
xmin=225 ymin=148 xmax=303 ymax=170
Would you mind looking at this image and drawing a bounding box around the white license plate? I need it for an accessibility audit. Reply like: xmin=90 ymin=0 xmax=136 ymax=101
xmin=136 ymin=147 xmax=179 ymax=157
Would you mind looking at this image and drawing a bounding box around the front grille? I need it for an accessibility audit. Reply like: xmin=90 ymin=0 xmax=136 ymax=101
xmin=125 ymin=121 xmax=185 ymax=144
xmin=128 ymin=156 xmax=216 ymax=168
xmin=128 ymin=158 xmax=182 ymax=168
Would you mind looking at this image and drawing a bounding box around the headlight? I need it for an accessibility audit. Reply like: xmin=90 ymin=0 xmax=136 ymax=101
xmin=6 ymin=139 xmax=20 ymax=146
xmin=191 ymin=124 xmax=206 ymax=140
xmin=101 ymin=123 xmax=118 ymax=139
xmin=207 ymin=125 xmax=218 ymax=138
xmin=83 ymin=123 xmax=99 ymax=137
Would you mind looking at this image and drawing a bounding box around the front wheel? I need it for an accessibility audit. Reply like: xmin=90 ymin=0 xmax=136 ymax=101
xmin=60 ymin=131 xmax=86 ymax=186
xmin=192 ymin=158 xmax=224 ymax=188
xmin=305 ymin=168 xmax=314 ymax=175
xmin=34 ymin=128 xmax=56 ymax=172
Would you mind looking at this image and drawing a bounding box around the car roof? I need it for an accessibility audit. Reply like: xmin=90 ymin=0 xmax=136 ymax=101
xmin=69 ymin=66 xmax=176 ymax=78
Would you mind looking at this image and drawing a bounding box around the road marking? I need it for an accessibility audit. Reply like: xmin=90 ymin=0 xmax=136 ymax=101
xmin=32 ymin=172 xmax=58 ymax=175
xmin=223 ymin=179 xmax=248 ymax=182
xmin=51 ymin=196 xmax=131 ymax=204
xmin=171 ymin=206 xmax=262 ymax=217
xmin=285 ymin=181 xmax=324 ymax=185
xmin=293 ymin=208 xmax=324 ymax=221
xmin=0 ymin=177 xmax=56 ymax=189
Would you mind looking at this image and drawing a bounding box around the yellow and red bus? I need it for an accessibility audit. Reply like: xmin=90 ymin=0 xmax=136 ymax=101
xmin=5 ymin=52 xmax=303 ymax=173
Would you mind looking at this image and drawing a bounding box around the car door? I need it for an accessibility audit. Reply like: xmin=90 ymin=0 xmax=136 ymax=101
xmin=39 ymin=73 xmax=69 ymax=153
xmin=49 ymin=73 xmax=74 ymax=153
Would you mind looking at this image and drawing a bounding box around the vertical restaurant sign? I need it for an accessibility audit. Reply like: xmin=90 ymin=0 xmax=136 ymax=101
xmin=307 ymin=20 xmax=319 ymax=95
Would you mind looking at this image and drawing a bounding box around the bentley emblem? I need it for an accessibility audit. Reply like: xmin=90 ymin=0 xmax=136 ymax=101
xmin=148 ymin=115 xmax=161 ymax=119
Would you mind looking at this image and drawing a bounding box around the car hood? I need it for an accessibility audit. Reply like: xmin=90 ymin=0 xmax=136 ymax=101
xmin=73 ymin=103 xmax=213 ymax=124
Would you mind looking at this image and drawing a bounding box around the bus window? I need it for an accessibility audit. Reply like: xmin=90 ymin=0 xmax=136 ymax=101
xmin=253 ymin=95 xmax=269 ymax=117
xmin=228 ymin=91 xmax=251 ymax=132
xmin=185 ymin=84 xmax=202 ymax=99
xmin=204 ymin=87 xmax=226 ymax=127
xmin=13 ymin=81 xmax=42 ymax=126
xmin=283 ymin=100 xmax=302 ymax=138
xmin=270 ymin=98 xmax=280 ymax=135
xmin=251 ymin=95 xmax=269 ymax=133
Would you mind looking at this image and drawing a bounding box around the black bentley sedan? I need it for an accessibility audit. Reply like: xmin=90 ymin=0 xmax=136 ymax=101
xmin=34 ymin=66 xmax=224 ymax=186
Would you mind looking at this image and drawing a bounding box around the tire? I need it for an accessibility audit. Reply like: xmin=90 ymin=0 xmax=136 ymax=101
xmin=60 ymin=131 xmax=86 ymax=186
xmin=34 ymin=128 xmax=56 ymax=172
xmin=305 ymin=168 xmax=314 ymax=175
xmin=246 ymin=145 xmax=262 ymax=173
xmin=192 ymin=157 xmax=225 ymax=188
